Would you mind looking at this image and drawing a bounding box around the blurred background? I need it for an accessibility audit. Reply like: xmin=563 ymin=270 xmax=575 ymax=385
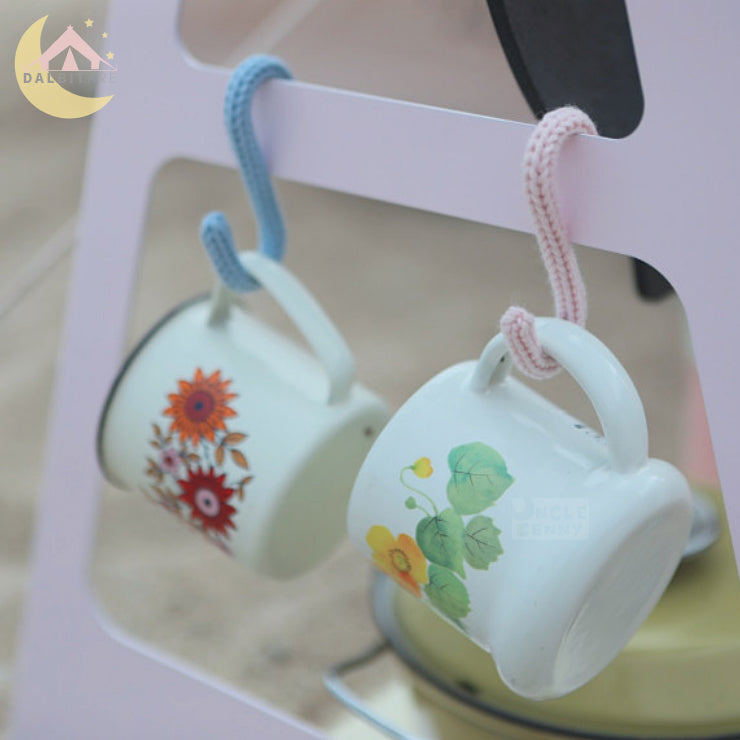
xmin=2 ymin=1 xmax=692 ymax=737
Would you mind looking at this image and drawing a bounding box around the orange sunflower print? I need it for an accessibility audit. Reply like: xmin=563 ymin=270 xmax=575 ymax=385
xmin=163 ymin=368 xmax=237 ymax=446
xmin=366 ymin=525 xmax=428 ymax=597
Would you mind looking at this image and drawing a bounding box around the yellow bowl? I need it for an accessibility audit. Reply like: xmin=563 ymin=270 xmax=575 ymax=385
xmin=373 ymin=487 xmax=740 ymax=739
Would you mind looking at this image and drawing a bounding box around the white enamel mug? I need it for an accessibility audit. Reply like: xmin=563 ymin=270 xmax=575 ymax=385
xmin=98 ymin=252 xmax=389 ymax=579
xmin=348 ymin=317 xmax=691 ymax=699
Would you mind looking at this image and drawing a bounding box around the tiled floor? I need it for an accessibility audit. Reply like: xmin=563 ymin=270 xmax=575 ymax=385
xmin=2 ymin=2 xmax=690 ymax=737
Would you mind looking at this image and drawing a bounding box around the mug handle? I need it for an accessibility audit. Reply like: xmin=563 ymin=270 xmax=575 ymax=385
xmin=469 ymin=317 xmax=648 ymax=474
xmin=211 ymin=251 xmax=355 ymax=405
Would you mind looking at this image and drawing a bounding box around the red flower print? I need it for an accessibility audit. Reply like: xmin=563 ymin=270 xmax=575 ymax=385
xmin=178 ymin=467 xmax=237 ymax=536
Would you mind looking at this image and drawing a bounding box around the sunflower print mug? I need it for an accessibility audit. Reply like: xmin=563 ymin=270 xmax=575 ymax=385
xmin=98 ymin=252 xmax=390 ymax=579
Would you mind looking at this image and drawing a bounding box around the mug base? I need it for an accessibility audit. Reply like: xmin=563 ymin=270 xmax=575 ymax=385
xmin=553 ymin=503 xmax=689 ymax=694
xmin=255 ymin=401 xmax=390 ymax=579
xmin=495 ymin=490 xmax=691 ymax=700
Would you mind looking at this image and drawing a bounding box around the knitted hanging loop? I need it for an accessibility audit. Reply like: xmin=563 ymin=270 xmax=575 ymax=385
xmin=201 ymin=55 xmax=293 ymax=293
xmin=501 ymin=107 xmax=597 ymax=379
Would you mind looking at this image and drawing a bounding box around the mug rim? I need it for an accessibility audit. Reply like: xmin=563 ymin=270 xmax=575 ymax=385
xmin=95 ymin=293 xmax=208 ymax=483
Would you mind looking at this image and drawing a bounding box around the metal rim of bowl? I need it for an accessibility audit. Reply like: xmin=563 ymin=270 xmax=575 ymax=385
xmin=369 ymin=571 xmax=738 ymax=740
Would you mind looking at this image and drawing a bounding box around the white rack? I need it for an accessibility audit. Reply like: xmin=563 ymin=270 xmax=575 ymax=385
xmin=9 ymin=1 xmax=740 ymax=736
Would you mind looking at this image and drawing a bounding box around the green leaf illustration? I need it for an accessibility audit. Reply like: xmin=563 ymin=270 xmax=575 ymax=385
xmin=424 ymin=564 xmax=471 ymax=621
xmin=463 ymin=515 xmax=503 ymax=569
xmin=447 ymin=442 xmax=514 ymax=515
xmin=416 ymin=508 xmax=465 ymax=578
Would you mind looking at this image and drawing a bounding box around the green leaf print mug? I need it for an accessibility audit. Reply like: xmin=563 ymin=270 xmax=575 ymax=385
xmin=347 ymin=317 xmax=692 ymax=700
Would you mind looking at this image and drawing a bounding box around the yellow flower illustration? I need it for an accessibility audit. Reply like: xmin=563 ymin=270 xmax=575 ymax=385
xmin=411 ymin=457 xmax=433 ymax=478
xmin=366 ymin=525 xmax=428 ymax=597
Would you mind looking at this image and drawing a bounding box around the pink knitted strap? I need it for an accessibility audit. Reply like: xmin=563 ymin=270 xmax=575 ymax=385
xmin=501 ymin=107 xmax=597 ymax=380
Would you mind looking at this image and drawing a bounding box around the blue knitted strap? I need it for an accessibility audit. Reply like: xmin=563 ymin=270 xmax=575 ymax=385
xmin=203 ymin=55 xmax=293 ymax=292
xmin=200 ymin=211 xmax=252 ymax=292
